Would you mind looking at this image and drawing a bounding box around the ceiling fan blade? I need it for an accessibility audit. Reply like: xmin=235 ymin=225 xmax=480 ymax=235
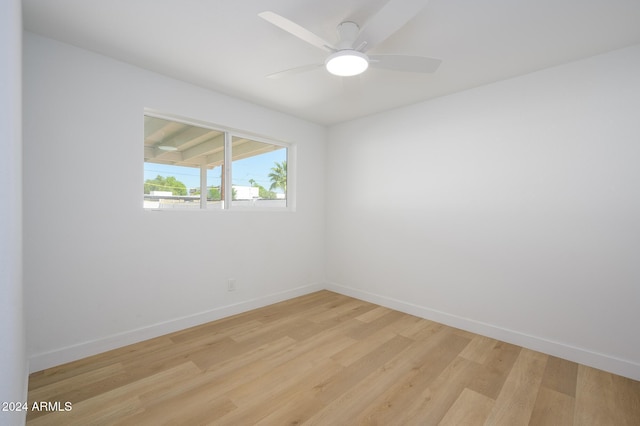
xmin=266 ymin=64 xmax=324 ymax=79
xmin=356 ymin=0 xmax=430 ymax=51
xmin=259 ymin=11 xmax=336 ymax=52
xmin=368 ymin=54 xmax=441 ymax=73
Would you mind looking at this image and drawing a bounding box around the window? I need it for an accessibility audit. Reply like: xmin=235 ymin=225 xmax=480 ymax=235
xmin=143 ymin=113 xmax=289 ymax=210
xmin=231 ymin=136 xmax=287 ymax=208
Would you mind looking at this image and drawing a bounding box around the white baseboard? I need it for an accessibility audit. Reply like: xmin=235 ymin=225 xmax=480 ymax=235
xmin=28 ymin=283 xmax=324 ymax=373
xmin=325 ymin=282 xmax=640 ymax=381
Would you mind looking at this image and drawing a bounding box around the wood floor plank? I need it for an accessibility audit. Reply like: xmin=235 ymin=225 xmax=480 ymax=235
xmin=438 ymin=387 xmax=495 ymax=426
xmin=227 ymin=314 xmax=303 ymax=342
xmin=155 ymin=321 xmax=360 ymax=409
xmin=216 ymin=359 xmax=345 ymax=426
xmin=284 ymin=318 xmax=337 ymax=341
xmin=224 ymin=336 xmax=354 ymax=408
xmin=27 ymin=336 xmax=175 ymax=391
xmin=350 ymin=330 xmax=472 ymax=425
xmin=137 ymin=336 xmax=298 ymax=405
xmin=307 ymin=298 xmax=372 ymax=323
xmin=26 ymin=291 xmax=640 ymax=425
xmin=263 ymin=334 xmax=416 ymax=425
xmin=27 ymin=362 xmax=125 ymax=404
xmin=400 ymin=356 xmax=481 ymax=425
xmin=304 ymin=334 xmax=439 ymax=425
xmin=113 ymin=392 xmax=236 ymax=426
xmin=117 ymin=335 xmax=235 ymax=380
xmin=169 ymin=318 xmax=263 ymax=344
xmin=528 ymin=386 xmax=574 ymax=426
xmin=465 ymin=340 xmax=522 ymax=400
xmin=574 ymin=364 xmax=640 ymax=426
xmin=355 ymin=305 xmax=394 ymax=323
xmin=540 ymin=355 xmax=578 ymax=397
xmin=484 ymin=348 xmax=548 ymax=425
xmin=28 ymin=361 xmax=200 ymax=425
xmin=459 ymin=335 xmax=499 ymax=364
xmin=330 ymin=325 xmax=398 ymax=367
xmin=315 ymin=334 xmax=415 ymax=405
xmin=407 ymin=320 xmax=446 ymax=341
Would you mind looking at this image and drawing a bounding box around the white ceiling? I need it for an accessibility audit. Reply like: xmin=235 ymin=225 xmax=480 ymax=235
xmin=23 ymin=0 xmax=640 ymax=126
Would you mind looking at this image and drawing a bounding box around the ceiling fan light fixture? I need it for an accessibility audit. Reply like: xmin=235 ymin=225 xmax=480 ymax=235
xmin=325 ymin=50 xmax=369 ymax=77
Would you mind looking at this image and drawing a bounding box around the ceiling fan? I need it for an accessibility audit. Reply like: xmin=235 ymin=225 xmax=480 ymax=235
xmin=259 ymin=0 xmax=441 ymax=79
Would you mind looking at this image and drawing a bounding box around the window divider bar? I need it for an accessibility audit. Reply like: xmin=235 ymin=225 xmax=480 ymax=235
xmin=223 ymin=132 xmax=232 ymax=209
xmin=200 ymin=163 xmax=207 ymax=209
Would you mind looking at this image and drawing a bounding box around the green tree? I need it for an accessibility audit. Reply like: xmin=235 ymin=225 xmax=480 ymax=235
xmin=249 ymin=178 xmax=277 ymax=199
xmin=208 ymin=186 xmax=237 ymax=201
xmin=268 ymin=161 xmax=287 ymax=195
xmin=257 ymin=186 xmax=275 ymax=199
xmin=208 ymin=186 xmax=221 ymax=201
xmin=144 ymin=175 xmax=187 ymax=195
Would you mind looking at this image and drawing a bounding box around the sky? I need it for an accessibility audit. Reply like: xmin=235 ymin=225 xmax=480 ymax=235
xmin=144 ymin=149 xmax=286 ymax=192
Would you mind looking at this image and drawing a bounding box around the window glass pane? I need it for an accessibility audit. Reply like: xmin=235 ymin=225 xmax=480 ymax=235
xmin=231 ymin=136 xmax=287 ymax=208
xmin=205 ymin=166 xmax=223 ymax=209
xmin=144 ymin=115 xmax=224 ymax=209
xmin=143 ymin=163 xmax=200 ymax=209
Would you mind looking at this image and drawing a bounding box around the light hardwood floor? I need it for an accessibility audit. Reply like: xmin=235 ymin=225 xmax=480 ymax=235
xmin=27 ymin=291 xmax=640 ymax=425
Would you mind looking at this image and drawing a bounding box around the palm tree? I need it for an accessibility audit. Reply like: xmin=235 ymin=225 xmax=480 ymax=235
xmin=268 ymin=160 xmax=287 ymax=195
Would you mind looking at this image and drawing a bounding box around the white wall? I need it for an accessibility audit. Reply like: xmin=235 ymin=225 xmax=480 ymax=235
xmin=0 ymin=0 xmax=27 ymax=424
xmin=326 ymin=45 xmax=640 ymax=380
xmin=23 ymin=32 xmax=326 ymax=372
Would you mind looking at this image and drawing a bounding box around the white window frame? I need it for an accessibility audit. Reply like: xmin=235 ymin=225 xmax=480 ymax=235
xmin=144 ymin=109 xmax=295 ymax=212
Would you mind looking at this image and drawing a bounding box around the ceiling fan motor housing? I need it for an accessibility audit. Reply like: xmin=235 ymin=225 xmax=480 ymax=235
xmin=336 ymin=21 xmax=360 ymax=49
